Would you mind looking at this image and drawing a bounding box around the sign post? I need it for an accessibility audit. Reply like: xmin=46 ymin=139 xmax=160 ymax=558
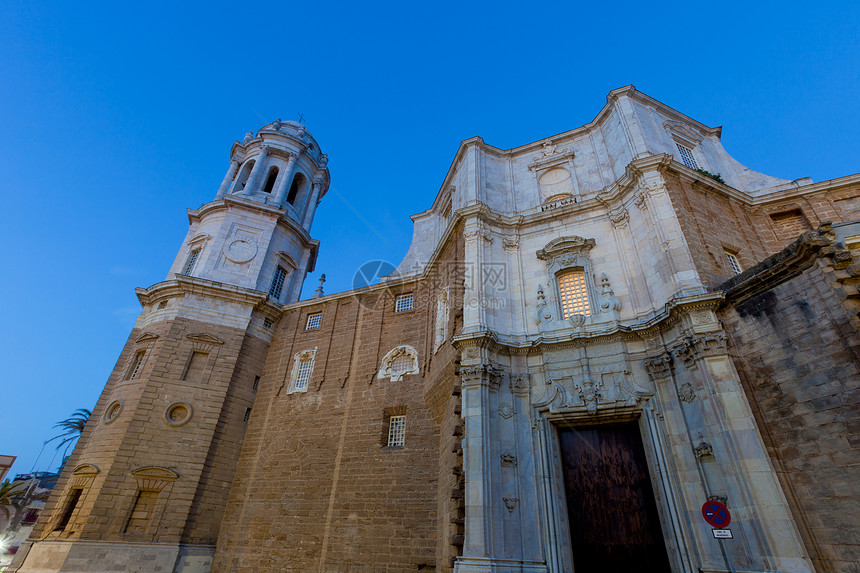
xmin=702 ymin=500 xmax=735 ymax=573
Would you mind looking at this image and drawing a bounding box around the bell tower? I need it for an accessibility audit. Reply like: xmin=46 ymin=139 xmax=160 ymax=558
xmin=15 ymin=122 xmax=329 ymax=573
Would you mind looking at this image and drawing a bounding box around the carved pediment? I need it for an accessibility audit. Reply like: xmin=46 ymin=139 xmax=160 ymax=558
xmin=131 ymin=466 xmax=179 ymax=479
xmin=186 ymin=333 xmax=224 ymax=345
xmin=536 ymin=236 xmax=595 ymax=261
xmin=275 ymin=251 xmax=298 ymax=270
xmin=72 ymin=463 xmax=100 ymax=475
xmin=663 ymin=120 xmax=704 ymax=146
xmin=136 ymin=332 xmax=159 ymax=344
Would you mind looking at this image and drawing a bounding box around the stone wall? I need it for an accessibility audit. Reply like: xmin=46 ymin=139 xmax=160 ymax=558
xmin=719 ymin=226 xmax=860 ymax=573
xmin=213 ymin=267 xmax=455 ymax=571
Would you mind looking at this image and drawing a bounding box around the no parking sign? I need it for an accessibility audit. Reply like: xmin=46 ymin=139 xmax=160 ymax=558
xmin=702 ymin=500 xmax=731 ymax=528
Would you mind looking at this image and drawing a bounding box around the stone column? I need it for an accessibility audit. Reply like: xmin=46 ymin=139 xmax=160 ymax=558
xmin=241 ymin=147 xmax=269 ymax=196
xmin=301 ymin=181 xmax=322 ymax=229
xmin=215 ymin=158 xmax=240 ymax=200
xmin=273 ymin=153 xmax=299 ymax=206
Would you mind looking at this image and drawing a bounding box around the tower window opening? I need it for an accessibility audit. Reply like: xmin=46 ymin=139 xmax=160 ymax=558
xmin=287 ymin=173 xmax=304 ymax=205
xmin=306 ymin=313 xmax=322 ymax=330
xmin=675 ymin=143 xmax=699 ymax=170
xmin=127 ymin=351 xmax=146 ymax=380
xmin=262 ymin=166 xmax=279 ymax=194
xmin=557 ymin=270 xmax=591 ymax=319
xmin=269 ymin=266 xmax=287 ymax=300
xmin=182 ymin=249 xmax=200 ymax=275
xmin=387 ymin=415 xmax=406 ymax=447
xmin=252 ymin=375 xmax=260 ymax=391
xmin=234 ymin=160 xmax=255 ymax=192
xmin=243 ymin=407 xmax=252 ymax=423
xmin=123 ymin=490 xmax=159 ymax=535
xmin=54 ymin=488 xmax=83 ymax=531
xmin=395 ymin=294 xmax=413 ymax=312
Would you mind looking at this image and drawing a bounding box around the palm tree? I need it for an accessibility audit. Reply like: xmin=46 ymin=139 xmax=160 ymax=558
xmin=0 ymin=479 xmax=26 ymax=520
xmin=47 ymin=408 xmax=91 ymax=457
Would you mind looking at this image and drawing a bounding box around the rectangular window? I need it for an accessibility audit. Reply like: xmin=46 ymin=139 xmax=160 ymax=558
xmin=182 ymin=249 xmax=200 ymax=275
xmin=725 ymin=252 xmax=742 ymax=276
xmin=54 ymin=488 xmax=83 ymax=531
xmin=558 ymin=270 xmax=591 ymax=319
xmin=269 ymin=266 xmax=287 ymax=299
xmin=252 ymin=375 xmax=260 ymax=391
xmin=306 ymin=313 xmax=322 ymax=330
xmin=243 ymin=407 xmax=252 ymax=423
xmin=182 ymin=351 xmax=208 ymax=381
xmin=295 ymin=358 xmax=313 ymax=392
xmin=395 ymin=294 xmax=413 ymax=312
xmin=387 ymin=415 xmax=406 ymax=447
xmin=127 ymin=351 xmax=146 ymax=380
xmin=676 ymin=143 xmax=699 ymax=169
xmin=123 ymin=490 xmax=159 ymax=534
xmin=263 ymin=317 xmax=274 ymax=329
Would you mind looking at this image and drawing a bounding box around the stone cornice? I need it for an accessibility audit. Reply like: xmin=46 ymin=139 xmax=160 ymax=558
xmin=135 ymin=275 xmax=283 ymax=318
xmin=720 ymin=226 xmax=833 ymax=304
xmin=451 ymin=292 xmax=724 ymax=354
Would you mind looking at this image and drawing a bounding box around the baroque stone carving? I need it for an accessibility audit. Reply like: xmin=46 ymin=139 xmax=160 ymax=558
xmin=498 ymin=402 xmax=514 ymax=419
xmin=535 ymin=285 xmax=554 ymax=325
xmin=678 ymin=383 xmax=696 ymax=403
xmin=502 ymin=236 xmax=519 ymax=251
xmin=708 ymin=494 xmax=728 ymax=505
xmin=500 ymin=451 xmax=517 ymax=465
xmin=377 ymin=345 xmax=419 ymax=382
xmin=503 ymin=496 xmax=518 ymax=513
xmin=510 ymin=373 xmax=529 ymax=395
xmin=645 ymin=353 xmax=673 ymax=379
xmin=671 ymin=333 xmax=728 ymax=368
xmin=460 ymin=364 xmax=503 ymax=389
xmin=536 ymin=236 xmax=595 ymax=264
xmin=575 ymin=378 xmax=601 ymax=415
xmin=598 ymin=273 xmax=621 ymax=314
xmin=694 ymin=439 xmax=714 ymax=460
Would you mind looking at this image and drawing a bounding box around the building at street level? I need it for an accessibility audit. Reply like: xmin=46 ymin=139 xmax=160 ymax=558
xmin=12 ymin=86 xmax=860 ymax=573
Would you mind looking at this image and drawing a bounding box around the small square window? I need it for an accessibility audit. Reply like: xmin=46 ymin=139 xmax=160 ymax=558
xmin=676 ymin=143 xmax=699 ymax=170
xmin=725 ymin=252 xmax=742 ymax=276
xmin=263 ymin=317 xmax=274 ymax=329
xmin=387 ymin=415 xmax=406 ymax=447
xmin=395 ymin=294 xmax=413 ymax=312
xmin=306 ymin=313 xmax=322 ymax=330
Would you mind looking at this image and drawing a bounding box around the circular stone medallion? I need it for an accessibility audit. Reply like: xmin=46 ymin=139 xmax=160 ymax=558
xmin=224 ymin=238 xmax=258 ymax=263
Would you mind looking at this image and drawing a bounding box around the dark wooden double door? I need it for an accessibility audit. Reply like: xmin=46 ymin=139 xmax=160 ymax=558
xmin=558 ymin=422 xmax=672 ymax=572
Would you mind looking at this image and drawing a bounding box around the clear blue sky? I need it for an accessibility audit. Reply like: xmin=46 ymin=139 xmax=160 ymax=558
xmin=1 ymin=1 xmax=858 ymax=476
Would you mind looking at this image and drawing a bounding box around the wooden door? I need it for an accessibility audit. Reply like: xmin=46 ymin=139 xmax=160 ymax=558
xmin=558 ymin=422 xmax=671 ymax=572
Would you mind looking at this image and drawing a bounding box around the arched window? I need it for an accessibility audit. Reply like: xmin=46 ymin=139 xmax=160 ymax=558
xmin=287 ymin=173 xmax=305 ymax=205
xmin=233 ymin=160 xmax=255 ymax=193
xmin=262 ymin=166 xmax=279 ymax=194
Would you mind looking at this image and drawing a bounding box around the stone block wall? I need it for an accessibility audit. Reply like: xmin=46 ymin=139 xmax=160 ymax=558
xmin=663 ymin=171 xmax=860 ymax=289
xmin=719 ymin=228 xmax=860 ymax=573
xmin=213 ymin=275 xmax=450 ymax=571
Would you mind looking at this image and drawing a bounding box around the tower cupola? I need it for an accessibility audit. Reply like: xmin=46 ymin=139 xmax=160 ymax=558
xmin=215 ymin=119 xmax=330 ymax=230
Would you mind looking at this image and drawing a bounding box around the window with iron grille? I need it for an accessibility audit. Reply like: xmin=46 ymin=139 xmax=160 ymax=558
xmin=243 ymin=407 xmax=252 ymax=423
xmin=306 ymin=313 xmax=322 ymax=330
xmin=676 ymin=143 xmax=699 ymax=169
xmin=725 ymin=252 xmax=742 ymax=276
xmin=395 ymin=294 xmax=413 ymax=312
xmin=263 ymin=317 xmax=274 ymax=329
xmin=182 ymin=249 xmax=200 ymax=275
xmin=387 ymin=415 xmax=406 ymax=447
xmin=252 ymin=375 xmax=260 ymax=391
xmin=269 ymin=266 xmax=287 ymax=299
xmin=557 ymin=270 xmax=591 ymax=319
xmin=391 ymin=354 xmax=414 ymax=376
xmin=127 ymin=351 xmax=146 ymax=380
xmin=294 ymin=358 xmax=313 ymax=392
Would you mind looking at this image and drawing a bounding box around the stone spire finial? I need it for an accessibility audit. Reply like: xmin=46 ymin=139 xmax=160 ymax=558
xmin=312 ymin=274 xmax=326 ymax=298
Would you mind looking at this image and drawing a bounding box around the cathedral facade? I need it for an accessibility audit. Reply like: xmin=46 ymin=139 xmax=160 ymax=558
xmin=13 ymin=86 xmax=860 ymax=573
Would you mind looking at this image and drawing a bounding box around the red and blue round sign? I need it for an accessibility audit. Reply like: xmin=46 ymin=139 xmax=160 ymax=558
xmin=702 ymin=500 xmax=731 ymax=528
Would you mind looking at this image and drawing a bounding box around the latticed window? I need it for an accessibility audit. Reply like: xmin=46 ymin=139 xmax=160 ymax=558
xmin=725 ymin=252 xmax=742 ymax=276
xmin=387 ymin=415 xmax=406 ymax=447
xmin=391 ymin=354 xmax=414 ymax=376
xmin=127 ymin=351 xmax=146 ymax=380
xmin=676 ymin=143 xmax=699 ymax=169
xmin=182 ymin=249 xmax=200 ymax=275
xmin=295 ymin=358 xmax=313 ymax=392
xmin=558 ymin=270 xmax=591 ymax=319
xmin=395 ymin=294 xmax=413 ymax=312
xmin=306 ymin=313 xmax=322 ymax=330
xmin=269 ymin=266 xmax=287 ymax=299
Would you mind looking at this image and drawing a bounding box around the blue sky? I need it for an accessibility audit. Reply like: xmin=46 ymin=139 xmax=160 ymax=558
xmin=1 ymin=1 xmax=859 ymax=476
